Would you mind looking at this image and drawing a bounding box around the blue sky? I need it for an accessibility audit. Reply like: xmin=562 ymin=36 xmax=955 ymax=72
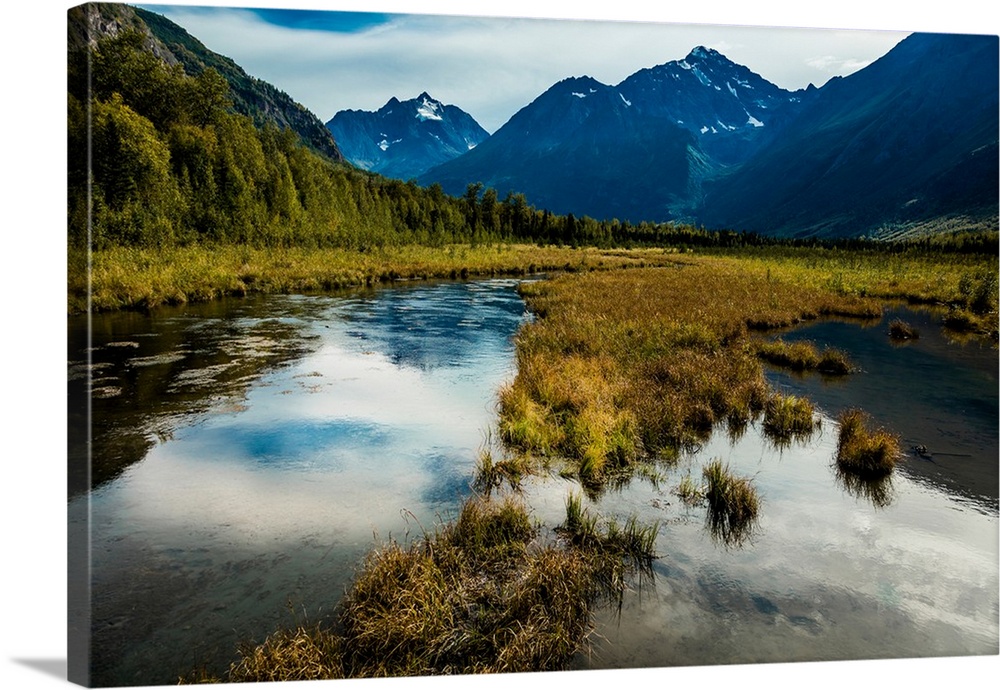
xmin=133 ymin=1 xmax=938 ymax=133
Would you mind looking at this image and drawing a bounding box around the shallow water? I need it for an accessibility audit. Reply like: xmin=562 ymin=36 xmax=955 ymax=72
xmin=763 ymin=305 xmax=998 ymax=511
xmin=69 ymin=288 xmax=998 ymax=685
xmin=69 ymin=280 xmax=529 ymax=686
xmin=552 ymin=306 xmax=998 ymax=669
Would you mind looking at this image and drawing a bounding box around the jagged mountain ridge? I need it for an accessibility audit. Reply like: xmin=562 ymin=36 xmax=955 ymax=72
xmin=327 ymin=93 xmax=489 ymax=180
xmin=617 ymin=46 xmax=813 ymax=164
xmin=420 ymin=45 xmax=814 ymax=222
xmin=422 ymin=34 xmax=997 ymax=237
xmin=68 ymin=3 xmax=343 ymax=161
xmin=698 ymin=32 xmax=1000 ymax=237
xmin=420 ymin=74 xmax=693 ymax=221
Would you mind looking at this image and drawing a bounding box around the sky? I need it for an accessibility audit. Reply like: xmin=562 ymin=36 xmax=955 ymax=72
xmin=129 ymin=0 xmax=934 ymax=133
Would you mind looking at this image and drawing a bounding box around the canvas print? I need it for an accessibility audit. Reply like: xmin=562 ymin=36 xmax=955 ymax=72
xmin=67 ymin=1 xmax=999 ymax=687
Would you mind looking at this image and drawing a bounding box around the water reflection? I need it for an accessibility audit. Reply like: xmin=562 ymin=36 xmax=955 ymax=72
xmin=67 ymin=299 xmax=318 ymax=496
xmin=70 ymin=279 xmax=531 ymax=686
xmin=763 ymin=305 xmax=998 ymax=512
xmin=834 ymin=465 xmax=895 ymax=509
xmin=69 ymin=287 xmax=997 ymax=683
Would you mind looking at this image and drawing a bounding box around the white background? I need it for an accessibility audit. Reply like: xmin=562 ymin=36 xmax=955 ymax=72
xmin=2 ymin=1 xmax=997 ymax=689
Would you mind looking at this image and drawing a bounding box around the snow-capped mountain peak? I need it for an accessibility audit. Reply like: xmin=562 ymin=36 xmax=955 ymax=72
xmin=415 ymin=92 xmax=444 ymax=121
xmin=327 ymin=93 xmax=489 ymax=180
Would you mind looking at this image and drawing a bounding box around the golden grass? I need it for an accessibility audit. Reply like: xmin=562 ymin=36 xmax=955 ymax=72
xmin=197 ymin=493 xmax=657 ymax=681
xmin=835 ymin=409 xmax=900 ymax=478
xmin=762 ymin=393 xmax=819 ymax=448
xmin=756 ymin=339 xmax=853 ymax=375
xmin=499 ymin=256 xmax=882 ymax=484
xmin=69 ymin=244 xmax=683 ymax=314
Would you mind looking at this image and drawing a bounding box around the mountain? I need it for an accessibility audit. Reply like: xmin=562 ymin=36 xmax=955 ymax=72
xmin=420 ymin=75 xmax=694 ymax=220
xmin=423 ymin=36 xmax=998 ymax=238
xmin=421 ymin=47 xmax=811 ymax=222
xmin=698 ymin=32 xmax=1000 ymax=238
xmin=68 ymin=3 xmax=343 ymax=161
xmin=617 ymin=46 xmax=811 ymax=165
xmin=327 ymin=93 xmax=489 ymax=180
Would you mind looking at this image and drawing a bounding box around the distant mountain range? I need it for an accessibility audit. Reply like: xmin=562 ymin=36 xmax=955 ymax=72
xmin=415 ymin=35 xmax=998 ymax=238
xmin=73 ymin=4 xmax=998 ymax=239
xmin=327 ymin=93 xmax=489 ymax=180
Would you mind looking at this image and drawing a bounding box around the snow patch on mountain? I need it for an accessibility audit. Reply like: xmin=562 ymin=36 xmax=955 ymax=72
xmin=416 ymin=96 xmax=443 ymax=121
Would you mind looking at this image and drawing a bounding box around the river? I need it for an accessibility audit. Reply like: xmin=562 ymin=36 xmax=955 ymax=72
xmin=68 ymin=282 xmax=998 ymax=686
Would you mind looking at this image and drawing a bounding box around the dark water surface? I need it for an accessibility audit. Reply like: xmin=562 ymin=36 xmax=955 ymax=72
xmin=764 ymin=305 xmax=998 ymax=511
xmin=69 ymin=289 xmax=998 ymax=685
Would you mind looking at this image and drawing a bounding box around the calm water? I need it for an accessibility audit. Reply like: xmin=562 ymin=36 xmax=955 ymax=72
xmin=69 ymin=288 xmax=998 ymax=685
xmin=69 ymin=280 xmax=530 ymax=686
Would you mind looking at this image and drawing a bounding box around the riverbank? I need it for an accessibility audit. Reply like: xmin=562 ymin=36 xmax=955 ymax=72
xmin=68 ymin=244 xmax=686 ymax=314
xmin=70 ymin=244 xmax=997 ymax=340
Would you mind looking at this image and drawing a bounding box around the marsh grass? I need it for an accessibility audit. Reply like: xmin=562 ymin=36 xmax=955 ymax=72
xmin=835 ymin=409 xmax=900 ymax=479
xmin=756 ymin=338 xmax=853 ymax=375
xmin=675 ymin=472 xmax=704 ymax=506
xmin=888 ymin=318 xmax=920 ymax=341
xmin=226 ymin=624 xmax=345 ymax=682
xmin=70 ymin=244 xmax=681 ymax=314
xmin=702 ymin=459 xmax=760 ymax=547
xmin=200 ymin=493 xmax=658 ymax=680
xmin=472 ymin=448 xmax=531 ymax=495
xmin=762 ymin=393 xmax=819 ymax=448
xmin=559 ymin=493 xmax=658 ymax=603
xmin=498 ymin=257 xmax=887 ymax=492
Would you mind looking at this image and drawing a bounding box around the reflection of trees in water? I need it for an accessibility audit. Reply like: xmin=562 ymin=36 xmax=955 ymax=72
xmin=68 ymin=305 xmax=315 ymax=497
xmin=343 ymin=283 xmax=526 ymax=372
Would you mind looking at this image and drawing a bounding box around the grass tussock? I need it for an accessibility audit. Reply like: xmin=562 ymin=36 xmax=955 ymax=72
xmin=888 ymin=318 xmax=920 ymax=341
xmin=200 ymin=494 xmax=657 ymax=680
xmin=762 ymin=393 xmax=819 ymax=447
xmin=702 ymin=459 xmax=760 ymax=547
xmin=835 ymin=409 xmax=900 ymax=479
xmin=756 ymin=338 xmax=853 ymax=375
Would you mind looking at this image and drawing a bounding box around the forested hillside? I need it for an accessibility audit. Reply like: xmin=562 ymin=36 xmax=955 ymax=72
xmin=66 ymin=28 xmax=779 ymax=254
